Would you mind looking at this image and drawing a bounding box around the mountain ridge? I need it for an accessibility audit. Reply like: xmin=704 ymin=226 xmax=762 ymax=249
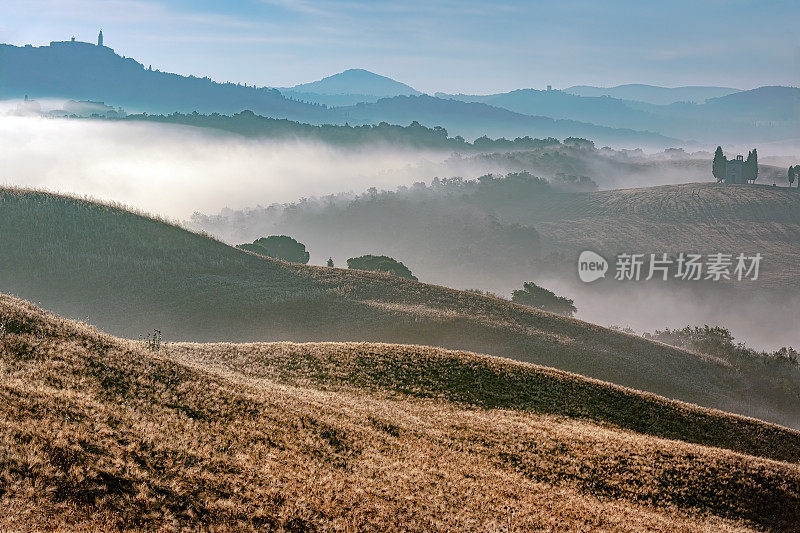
xmin=564 ymin=83 xmax=741 ymax=105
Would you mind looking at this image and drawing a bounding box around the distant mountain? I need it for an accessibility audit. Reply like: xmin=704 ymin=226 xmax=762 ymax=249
xmin=283 ymin=68 xmax=420 ymax=97
xmin=697 ymin=85 xmax=800 ymax=121
xmin=338 ymin=94 xmax=677 ymax=147
xmin=564 ymin=84 xmax=740 ymax=105
xmin=1 ymin=44 xmax=669 ymax=145
xmin=0 ymin=40 xmax=334 ymax=122
xmin=438 ymin=86 xmax=800 ymax=144
xmin=640 ymin=86 xmax=800 ymax=142
xmin=14 ymin=40 xmax=794 ymax=146
xmin=435 ymin=89 xmax=658 ymax=130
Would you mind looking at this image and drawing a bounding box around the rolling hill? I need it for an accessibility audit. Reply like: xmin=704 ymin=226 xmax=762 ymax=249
xmin=196 ymin=179 xmax=800 ymax=292
xmin=524 ymin=182 xmax=800 ymax=286
xmin=3 ymin=187 xmax=800 ymax=430
xmin=193 ymin=177 xmax=800 ymax=353
xmin=2 ymin=293 xmax=799 ymax=530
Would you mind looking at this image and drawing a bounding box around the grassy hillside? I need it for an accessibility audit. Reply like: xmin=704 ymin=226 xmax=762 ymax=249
xmin=195 ymin=178 xmax=800 ymax=291
xmin=2 ymin=294 xmax=799 ymax=531
xmin=3 ymin=188 xmax=800 ymax=430
xmin=528 ymin=183 xmax=800 ymax=288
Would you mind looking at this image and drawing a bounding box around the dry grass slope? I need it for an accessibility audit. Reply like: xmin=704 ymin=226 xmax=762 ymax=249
xmin=2 ymin=294 xmax=800 ymax=531
xmin=2 ymin=187 xmax=800 ymax=431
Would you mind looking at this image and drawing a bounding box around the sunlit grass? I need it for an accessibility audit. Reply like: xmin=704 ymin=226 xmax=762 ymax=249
xmin=1 ymin=294 xmax=799 ymax=531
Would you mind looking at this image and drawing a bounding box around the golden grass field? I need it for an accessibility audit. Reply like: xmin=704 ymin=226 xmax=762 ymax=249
xmin=2 ymin=294 xmax=800 ymax=531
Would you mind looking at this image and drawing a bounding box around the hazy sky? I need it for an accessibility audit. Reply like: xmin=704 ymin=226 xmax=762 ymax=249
xmin=1 ymin=0 xmax=798 ymax=94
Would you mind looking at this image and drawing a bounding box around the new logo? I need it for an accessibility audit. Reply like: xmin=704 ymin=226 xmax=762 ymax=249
xmin=578 ymin=251 xmax=608 ymax=282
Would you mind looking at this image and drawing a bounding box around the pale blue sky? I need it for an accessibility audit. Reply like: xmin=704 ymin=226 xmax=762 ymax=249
xmin=1 ymin=0 xmax=798 ymax=93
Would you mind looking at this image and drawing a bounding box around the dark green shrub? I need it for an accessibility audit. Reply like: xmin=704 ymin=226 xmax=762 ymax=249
xmin=237 ymin=235 xmax=310 ymax=264
xmin=346 ymin=255 xmax=417 ymax=280
xmin=644 ymin=325 xmax=798 ymax=364
xmin=511 ymin=282 xmax=576 ymax=317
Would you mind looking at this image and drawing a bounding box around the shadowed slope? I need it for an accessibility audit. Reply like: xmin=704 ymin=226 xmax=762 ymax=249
xmin=2 ymin=187 xmax=800 ymax=430
xmin=1 ymin=295 xmax=799 ymax=531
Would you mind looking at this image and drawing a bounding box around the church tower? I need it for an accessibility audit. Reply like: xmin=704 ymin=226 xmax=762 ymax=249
xmin=98 ymin=30 xmax=103 ymax=47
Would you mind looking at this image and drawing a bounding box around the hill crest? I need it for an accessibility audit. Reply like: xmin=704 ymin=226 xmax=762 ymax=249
xmin=285 ymin=68 xmax=421 ymax=97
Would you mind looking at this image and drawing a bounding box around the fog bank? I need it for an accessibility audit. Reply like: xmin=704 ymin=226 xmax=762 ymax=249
xmin=0 ymin=116 xmax=453 ymax=219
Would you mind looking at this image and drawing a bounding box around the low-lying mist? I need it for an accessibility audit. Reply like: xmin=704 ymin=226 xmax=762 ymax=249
xmin=0 ymin=116 xmax=456 ymax=219
xmin=539 ymin=276 xmax=800 ymax=353
xmin=3 ymin=114 xmax=796 ymax=222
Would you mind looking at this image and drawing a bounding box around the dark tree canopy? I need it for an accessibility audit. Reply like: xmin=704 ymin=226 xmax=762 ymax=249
xmin=789 ymin=165 xmax=800 ymax=188
xmin=712 ymin=146 xmax=726 ymax=182
xmin=744 ymin=149 xmax=759 ymax=183
xmin=511 ymin=281 xmax=577 ymax=317
xmin=237 ymin=235 xmax=310 ymax=264
xmin=346 ymin=255 xmax=417 ymax=280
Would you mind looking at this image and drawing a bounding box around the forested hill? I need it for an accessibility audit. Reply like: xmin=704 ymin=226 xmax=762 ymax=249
xmin=113 ymin=110 xmax=583 ymax=150
xmin=0 ymin=41 xmax=333 ymax=122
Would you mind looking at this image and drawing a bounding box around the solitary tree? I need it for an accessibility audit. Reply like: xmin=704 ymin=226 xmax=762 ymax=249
xmin=237 ymin=235 xmax=310 ymax=264
xmin=712 ymin=146 xmax=726 ymax=182
xmin=789 ymin=166 xmax=796 ymax=188
xmin=327 ymin=257 xmax=334 ymax=267
xmin=511 ymin=282 xmax=576 ymax=317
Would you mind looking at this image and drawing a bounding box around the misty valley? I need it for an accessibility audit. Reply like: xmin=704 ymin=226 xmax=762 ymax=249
xmin=2 ymin=12 xmax=800 ymax=532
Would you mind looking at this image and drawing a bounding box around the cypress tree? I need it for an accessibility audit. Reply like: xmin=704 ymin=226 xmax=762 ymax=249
xmin=744 ymin=149 xmax=759 ymax=183
xmin=712 ymin=146 xmax=726 ymax=182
